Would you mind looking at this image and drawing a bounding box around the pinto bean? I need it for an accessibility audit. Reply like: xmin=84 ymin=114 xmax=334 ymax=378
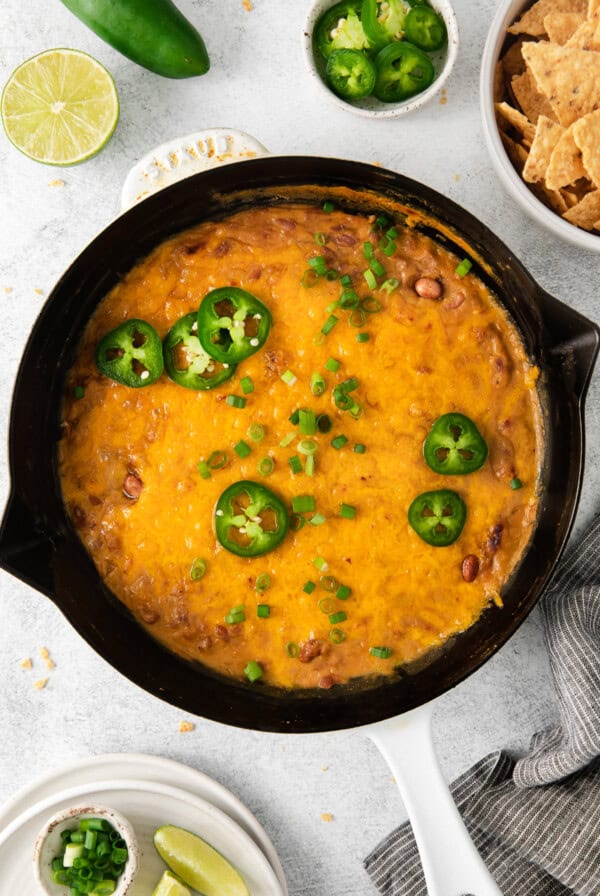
xmin=139 ymin=604 xmax=160 ymax=624
xmin=213 ymin=240 xmax=230 ymax=257
xmin=489 ymin=433 xmax=515 ymax=481
xmin=123 ymin=472 xmax=143 ymax=500
xmin=461 ymin=554 xmax=480 ymax=583
xmin=214 ymin=624 xmax=229 ymax=642
xmin=414 ymin=277 xmax=443 ymax=300
xmin=331 ymin=231 xmax=357 ymax=247
xmin=486 ymin=524 xmax=504 ymax=555
xmin=298 ymin=638 xmax=322 ymax=663
xmin=318 ymin=674 xmax=336 ymax=689
xmin=444 ymin=290 xmax=466 ymax=310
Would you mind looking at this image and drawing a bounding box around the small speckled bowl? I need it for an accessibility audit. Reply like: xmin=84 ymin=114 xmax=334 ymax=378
xmin=303 ymin=0 xmax=459 ymax=118
xmin=33 ymin=805 xmax=139 ymax=896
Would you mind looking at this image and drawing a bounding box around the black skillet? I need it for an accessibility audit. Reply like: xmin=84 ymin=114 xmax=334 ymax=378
xmin=0 ymin=157 xmax=598 ymax=736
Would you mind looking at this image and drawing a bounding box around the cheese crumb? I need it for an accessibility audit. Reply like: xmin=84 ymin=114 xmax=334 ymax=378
xmin=242 ymin=0 xmax=253 ymax=9
xmin=19 ymin=658 xmax=32 ymax=669
xmin=439 ymin=89 xmax=448 ymax=105
xmin=4 ymin=287 xmax=13 ymax=294
xmin=321 ymin=766 xmax=329 ymax=772
xmin=40 ymin=646 xmax=50 ymax=660
xmin=34 ymin=288 xmax=44 ymax=295
xmin=321 ymin=813 xmax=333 ymax=822
xmin=48 ymin=179 xmax=65 ymax=187
xmin=34 ymin=678 xmax=49 ymax=690
xmin=45 ymin=659 xmax=56 ymax=671
xmin=179 ymin=720 xmax=195 ymax=733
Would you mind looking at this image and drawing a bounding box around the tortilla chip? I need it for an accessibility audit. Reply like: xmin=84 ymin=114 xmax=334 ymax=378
xmin=565 ymin=17 xmax=600 ymax=47
xmin=511 ymin=70 xmax=557 ymax=123
xmin=500 ymin=131 xmax=529 ymax=174
xmin=563 ymin=189 xmax=600 ymax=228
xmin=573 ymin=109 xmax=600 ymax=188
xmin=523 ymin=115 xmax=565 ymax=182
xmin=495 ymin=101 xmax=536 ymax=145
xmin=508 ymin=0 xmax=586 ymax=36
xmin=544 ymin=12 xmax=584 ymax=43
xmin=533 ymin=181 xmax=569 ymax=213
xmin=501 ymin=39 xmax=527 ymax=78
xmin=522 ymin=41 xmax=600 ymax=127
xmin=546 ymin=126 xmax=587 ymax=188
xmin=560 ymin=187 xmax=580 ymax=207
xmin=594 ymin=218 xmax=600 ymax=230
xmin=589 ymin=0 xmax=600 ymax=16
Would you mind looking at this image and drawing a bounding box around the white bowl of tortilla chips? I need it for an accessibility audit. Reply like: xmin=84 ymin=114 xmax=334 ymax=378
xmin=481 ymin=0 xmax=600 ymax=251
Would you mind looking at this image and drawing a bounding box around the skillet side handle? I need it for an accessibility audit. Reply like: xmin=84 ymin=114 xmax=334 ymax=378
xmin=367 ymin=704 xmax=502 ymax=896
xmin=537 ymin=289 xmax=600 ymax=402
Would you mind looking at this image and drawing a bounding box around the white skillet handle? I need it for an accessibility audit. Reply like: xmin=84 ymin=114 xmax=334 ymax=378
xmin=367 ymin=703 xmax=502 ymax=896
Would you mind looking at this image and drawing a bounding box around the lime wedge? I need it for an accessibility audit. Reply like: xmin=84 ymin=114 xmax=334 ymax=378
xmin=1 ymin=48 xmax=119 ymax=165
xmin=151 ymin=870 xmax=191 ymax=896
xmin=154 ymin=825 xmax=250 ymax=896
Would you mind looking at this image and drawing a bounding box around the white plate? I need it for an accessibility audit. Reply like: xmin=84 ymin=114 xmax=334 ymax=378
xmin=0 ymin=778 xmax=284 ymax=896
xmin=0 ymin=753 xmax=287 ymax=894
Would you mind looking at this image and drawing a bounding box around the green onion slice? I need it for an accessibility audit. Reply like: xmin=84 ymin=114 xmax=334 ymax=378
xmin=289 ymin=455 xmax=303 ymax=474
xmin=207 ymin=450 xmax=228 ymax=470
xmin=302 ymin=269 xmax=320 ymax=288
xmin=340 ymin=503 xmax=356 ymax=519
xmin=364 ymin=269 xmax=377 ymax=290
xmin=318 ymin=597 xmax=336 ymax=614
xmin=299 ymin=408 xmax=317 ymax=435
xmin=317 ymin=413 xmax=332 ymax=433
xmin=353 ymin=443 xmax=366 ymax=453
xmin=226 ymin=395 xmax=246 ymax=409
xmin=321 ymin=314 xmax=339 ymax=335
xmin=336 ymin=584 xmax=352 ymax=600
xmin=369 ymin=646 xmax=392 ymax=659
xmin=314 ymin=231 xmax=326 ymax=246
xmin=298 ymin=438 xmax=318 ymax=455
xmin=305 ymin=455 xmax=315 ymax=477
xmin=380 ymin=278 xmax=399 ymax=295
xmin=281 ymin=369 xmax=297 ymax=386
xmin=330 ymin=628 xmax=346 ymax=644
xmin=255 ymin=573 xmax=271 ymax=592
xmin=286 ymin=642 xmax=300 ymax=657
xmin=309 ymin=513 xmax=326 ymax=526
xmin=320 ymin=575 xmax=338 ymax=592
xmin=190 ymin=557 xmax=207 ymax=580
xmin=331 ymin=435 xmax=348 ymax=450
xmin=455 ymin=258 xmax=472 ymax=278
xmin=234 ymin=440 xmax=251 ymax=459
xmin=257 ymin=604 xmax=270 ymax=618
xmin=329 ymin=611 xmax=347 ymax=625
xmin=303 ymin=580 xmax=316 ymax=594
xmin=510 ymin=477 xmax=523 ymax=490
xmin=292 ymin=495 xmax=316 ymax=514
xmin=323 ymin=201 xmax=335 ymax=213
xmin=258 ymin=456 xmax=275 ymax=476
xmin=240 ymin=376 xmax=254 ymax=394
xmin=290 ymin=512 xmax=306 ymax=531
xmin=325 ymin=357 xmax=340 ymax=372
xmin=245 ymin=660 xmax=263 ymax=681
xmin=248 ymin=423 xmax=265 ymax=442
xmin=311 ymin=372 xmax=326 ymax=396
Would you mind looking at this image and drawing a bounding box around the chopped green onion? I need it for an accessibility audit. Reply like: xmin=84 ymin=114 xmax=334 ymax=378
xmin=257 ymin=604 xmax=270 ymax=618
xmin=349 ymin=402 xmax=363 ymax=419
xmin=317 ymin=413 xmax=332 ymax=433
xmin=290 ymin=513 xmax=306 ymax=531
xmin=323 ymin=201 xmax=335 ymax=213
xmin=380 ymin=278 xmax=399 ymax=295
xmin=455 ymin=258 xmax=472 ymax=278
xmin=353 ymin=443 xmax=366 ymax=453
xmin=313 ymin=332 xmax=326 ymax=345
xmin=381 ymin=239 xmax=397 ymax=257
xmin=386 ymin=226 xmax=398 ymax=239
xmin=281 ymin=369 xmax=297 ymax=386
xmin=375 ymin=214 xmax=389 ymax=228
xmin=190 ymin=557 xmax=207 ymax=580
xmin=255 ymin=573 xmax=271 ymax=592
xmin=226 ymin=609 xmax=245 ymax=624
xmin=299 ymin=408 xmax=317 ymax=435
xmin=197 ymin=460 xmax=211 ymax=479
xmin=303 ymin=580 xmax=316 ymax=594
xmin=510 ymin=477 xmax=523 ymax=490
xmin=336 ymin=584 xmax=352 ymax=600
xmin=84 ymin=831 xmax=97 ymax=851
xmin=280 ymin=431 xmax=296 ymax=447
xmin=298 ymin=438 xmax=318 ymax=455
xmin=240 ymin=376 xmax=254 ymax=395
xmin=286 ymin=642 xmax=300 ymax=657
xmin=370 ymin=646 xmax=392 ymax=659
xmin=302 ymin=269 xmax=320 ymax=288
xmin=244 ymin=660 xmax=263 ymax=682
xmin=340 ymin=274 xmax=352 ymax=287
xmin=305 ymin=455 xmax=315 ymax=477
xmin=339 ymin=288 xmax=360 ymax=309
xmin=334 ymin=392 xmax=352 ymax=411
xmin=234 ymin=440 xmax=251 ymax=459
xmin=310 ymin=372 xmax=326 ymax=396
xmin=314 ymin=231 xmax=326 ymax=246
xmin=319 ymin=597 xmax=336 ymax=614
xmin=329 ymin=611 xmax=347 ymax=625
xmin=73 ymin=385 xmax=85 ymax=399
xmin=226 ymin=395 xmax=246 ymax=409
xmin=309 ymin=255 xmax=327 ymax=274
xmin=325 ymin=269 xmax=339 ymax=281
xmin=364 ymin=269 xmax=377 ymax=290
xmin=314 ymin=556 xmax=328 ymax=571
xmin=325 ymin=357 xmax=340 ymax=373
xmin=326 ymin=300 xmax=340 ymax=313
xmin=361 ymin=296 xmax=382 ymax=313
xmin=331 ymin=435 xmax=348 ymax=450
xmin=330 ymin=628 xmax=346 ymax=644
xmin=207 ymin=450 xmax=227 ymax=469
xmin=289 ymin=409 xmax=300 ymax=425
xmin=363 ymin=241 xmax=374 ymax=259
xmin=320 ymin=575 xmax=338 ymax=592
xmin=258 ymin=456 xmax=275 ymax=477
xmin=248 ymin=423 xmax=265 ymax=442
xmin=357 ymin=332 xmax=370 ymax=342
xmin=340 ymin=377 xmax=359 ymax=392
xmin=370 ymin=258 xmax=385 ymax=277
xmin=292 ymin=495 xmax=316 ymax=514
xmin=309 ymin=513 xmax=326 ymax=526
xmin=321 ymin=314 xmax=339 ymax=335
xmin=340 ymin=503 xmax=356 ymax=519
xmin=289 ymin=455 xmax=302 ymax=474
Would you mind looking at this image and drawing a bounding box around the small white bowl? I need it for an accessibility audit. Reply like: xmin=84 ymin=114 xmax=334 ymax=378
xmin=480 ymin=0 xmax=600 ymax=252
xmin=33 ymin=804 xmax=139 ymax=896
xmin=303 ymin=0 xmax=459 ymax=119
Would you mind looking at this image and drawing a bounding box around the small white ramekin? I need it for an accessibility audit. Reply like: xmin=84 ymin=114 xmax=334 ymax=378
xmin=303 ymin=0 xmax=459 ymax=119
xmin=33 ymin=804 xmax=139 ymax=896
xmin=480 ymin=0 xmax=600 ymax=252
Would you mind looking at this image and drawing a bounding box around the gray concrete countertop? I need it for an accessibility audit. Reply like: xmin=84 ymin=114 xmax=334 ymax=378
xmin=1 ymin=2 xmax=599 ymax=893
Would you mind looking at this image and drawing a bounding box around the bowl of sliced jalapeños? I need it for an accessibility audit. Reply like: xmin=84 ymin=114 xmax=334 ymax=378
xmin=0 ymin=154 xmax=597 ymax=729
xmin=303 ymin=0 xmax=459 ymax=116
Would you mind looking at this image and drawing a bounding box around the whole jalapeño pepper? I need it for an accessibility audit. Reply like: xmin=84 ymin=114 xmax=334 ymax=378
xmin=59 ymin=0 xmax=210 ymax=78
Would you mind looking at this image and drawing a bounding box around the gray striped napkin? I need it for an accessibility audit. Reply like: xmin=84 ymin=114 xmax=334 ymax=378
xmin=364 ymin=514 xmax=600 ymax=896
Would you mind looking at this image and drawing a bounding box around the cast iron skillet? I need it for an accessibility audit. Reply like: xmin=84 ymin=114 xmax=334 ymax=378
xmin=0 ymin=157 xmax=598 ymax=732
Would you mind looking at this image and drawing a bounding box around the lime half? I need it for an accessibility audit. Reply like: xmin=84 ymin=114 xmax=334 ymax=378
xmin=151 ymin=870 xmax=191 ymax=896
xmin=154 ymin=825 xmax=250 ymax=896
xmin=1 ymin=48 xmax=119 ymax=165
